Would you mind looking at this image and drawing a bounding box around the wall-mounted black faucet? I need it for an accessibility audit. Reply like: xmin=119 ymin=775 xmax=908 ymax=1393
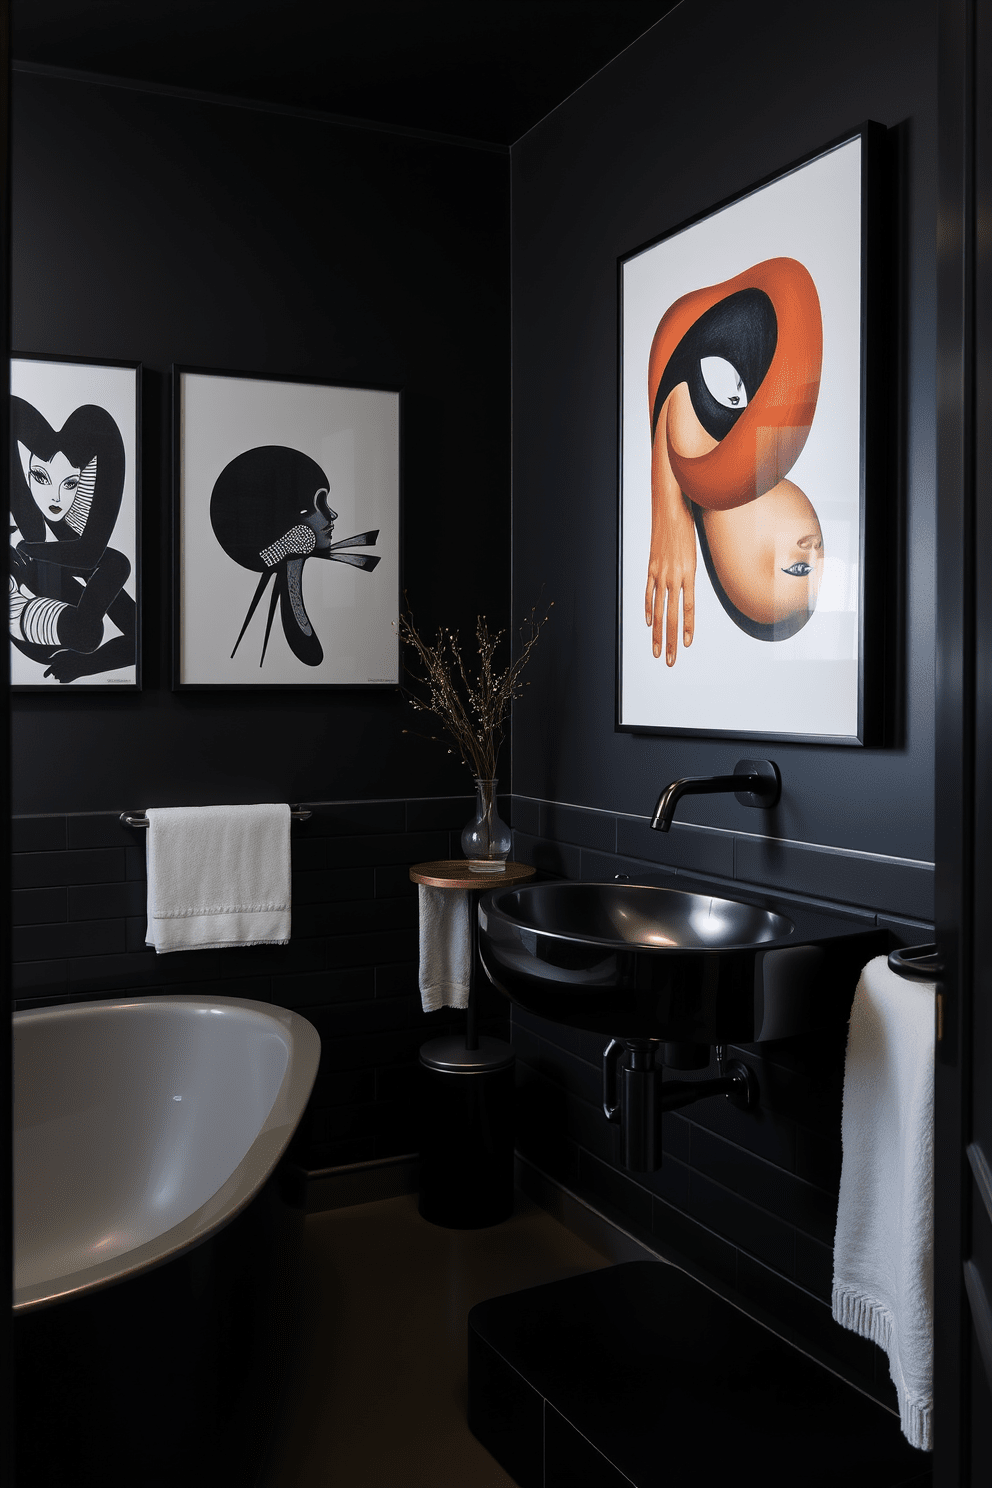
xmin=650 ymin=758 xmax=781 ymax=832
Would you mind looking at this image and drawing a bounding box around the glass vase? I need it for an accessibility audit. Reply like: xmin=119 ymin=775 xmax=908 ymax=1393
xmin=461 ymin=778 xmax=511 ymax=872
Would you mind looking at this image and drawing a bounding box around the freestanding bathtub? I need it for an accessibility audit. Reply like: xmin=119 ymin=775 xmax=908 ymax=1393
xmin=14 ymin=994 xmax=320 ymax=1310
xmin=13 ymin=994 xmax=321 ymax=1487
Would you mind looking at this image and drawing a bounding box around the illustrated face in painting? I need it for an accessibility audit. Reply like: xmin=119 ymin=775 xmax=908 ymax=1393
xmin=644 ymin=257 xmax=824 ymax=664
xmin=9 ymin=398 xmax=136 ymax=683
xmin=209 ymin=445 xmax=381 ymax=669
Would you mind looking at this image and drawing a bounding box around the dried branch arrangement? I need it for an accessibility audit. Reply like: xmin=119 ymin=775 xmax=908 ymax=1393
xmin=397 ymin=599 xmax=552 ymax=779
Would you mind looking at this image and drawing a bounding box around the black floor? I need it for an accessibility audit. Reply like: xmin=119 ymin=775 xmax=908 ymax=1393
xmin=469 ymin=1261 xmax=932 ymax=1488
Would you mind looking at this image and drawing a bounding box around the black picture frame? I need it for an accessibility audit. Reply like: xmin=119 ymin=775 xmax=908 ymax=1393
xmin=616 ymin=121 xmax=886 ymax=746
xmin=172 ymin=365 xmax=403 ymax=690
xmin=9 ymin=352 xmax=142 ymax=692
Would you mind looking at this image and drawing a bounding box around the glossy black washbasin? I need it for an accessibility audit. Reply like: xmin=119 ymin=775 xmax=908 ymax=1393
xmin=478 ymin=879 xmax=888 ymax=1043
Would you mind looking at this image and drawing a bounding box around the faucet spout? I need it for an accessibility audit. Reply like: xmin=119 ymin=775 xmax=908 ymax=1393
xmin=650 ymin=759 xmax=781 ymax=832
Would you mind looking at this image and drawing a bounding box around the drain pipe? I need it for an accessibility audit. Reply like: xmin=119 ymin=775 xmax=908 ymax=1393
xmin=602 ymin=1039 xmax=757 ymax=1173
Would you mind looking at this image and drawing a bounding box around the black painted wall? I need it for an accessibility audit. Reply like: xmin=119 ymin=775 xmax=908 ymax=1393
xmin=11 ymin=70 xmax=511 ymax=815
xmin=507 ymin=0 xmax=938 ymax=1414
xmin=8 ymin=72 xmax=513 ymax=1169
xmin=510 ymin=0 xmax=936 ymax=867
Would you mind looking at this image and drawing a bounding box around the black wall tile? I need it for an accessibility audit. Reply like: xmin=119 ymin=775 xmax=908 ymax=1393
xmin=309 ymin=801 xmax=406 ymax=837
xmin=375 ymin=962 xmax=419 ymax=998
xmin=688 ymin=1171 xmax=794 ymax=1279
xmin=309 ymin=1068 xmax=376 ymax=1108
xmin=577 ymin=1151 xmax=653 ymax=1233
xmin=650 ymin=1199 xmax=739 ymax=1293
xmin=12 ymin=815 xmax=66 ymax=852
xmin=639 ymin=1150 xmax=690 ymax=1212
xmin=682 ymin=1078 xmax=798 ymax=1173
xmin=323 ymin=830 xmax=448 ymax=868
xmin=542 ymin=802 xmax=617 ymax=853
xmin=735 ymin=1255 xmax=887 ymax=1405
xmin=564 ymin=1092 xmax=617 ymax=1165
xmin=307 ymin=1136 xmax=376 ymax=1169
xmin=794 ymin=1231 xmax=835 ymax=1305
xmin=13 ymin=847 xmax=126 ymax=889
xmin=513 ymin=1026 xmax=601 ymax=1107
xmin=794 ymin=1125 xmax=843 ymax=1193
xmin=511 ymin=830 xmax=582 ymax=879
xmin=691 ymin=1127 xmax=837 ymax=1245
xmin=13 ymin=919 xmax=126 ymax=963
xmin=70 ymin=881 xmax=146 ymax=921
xmin=508 ymin=796 xmax=541 ymax=837
xmin=291 ymin=838 xmax=326 ymax=874
xmin=12 ymin=887 xmax=66 ymax=926
xmin=579 ymin=848 xmax=676 ymax=884
xmin=375 ymin=864 xmax=418 ymax=899
xmin=125 ymin=917 xmax=148 ymax=953
xmin=405 ymin=796 xmax=475 ymax=832
xmin=616 ymin=816 xmax=736 ymax=878
xmin=292 ymin=868 xmax=376 ymax=905
xmin=325 ymin=927 xmax=418 ymax=970
xmin=67 ymin=813 xmax=135 ymax=849
xmin=734 ymin=836 xmax=935 ymax=921
xmin=11 ymin=959 xmax=68 ymax=999
xmin=272 ymin=968 xmax=375 ymax=1006
xmin=375 ymin=1063 xmax=419 ymax=1104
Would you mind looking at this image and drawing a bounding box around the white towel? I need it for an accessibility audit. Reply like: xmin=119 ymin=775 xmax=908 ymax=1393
xmin=145 ymin=804 xmax=291 ymax=954
xmin=418 ymin=885 xmax=470 ymax=1011
xmin=832 ymin=954 xmax=935 ymax=1451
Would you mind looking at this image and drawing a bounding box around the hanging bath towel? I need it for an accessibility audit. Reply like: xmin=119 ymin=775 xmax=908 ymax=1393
xmin=832 ymin=953 xmax=935 ymax=1451
xmin=145 ymin=803 xmax=291 ymax=953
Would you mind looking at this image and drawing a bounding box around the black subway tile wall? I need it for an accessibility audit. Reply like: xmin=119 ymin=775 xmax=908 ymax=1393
xmin=509 ymin=795 xmax=935 ymax=1410
xmin=10 ymin=795 xmax=509 ymax=1173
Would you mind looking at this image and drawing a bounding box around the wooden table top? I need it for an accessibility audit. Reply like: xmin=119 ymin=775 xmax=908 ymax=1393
xmin=409 ymin=859 xmax=536 ymax=891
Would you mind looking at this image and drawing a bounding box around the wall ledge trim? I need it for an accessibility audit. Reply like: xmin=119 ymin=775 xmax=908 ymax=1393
xmin=512 ymin=793 xmax=934 ymax=872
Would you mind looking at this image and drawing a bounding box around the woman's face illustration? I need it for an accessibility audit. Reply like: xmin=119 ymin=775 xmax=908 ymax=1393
xmin=303 ymin=488 xmax=337 ymax=551
xmin=28 ymin=451 xmax=81 ymax=523
xmin=702 ymin=479 xmax=824 ymax=628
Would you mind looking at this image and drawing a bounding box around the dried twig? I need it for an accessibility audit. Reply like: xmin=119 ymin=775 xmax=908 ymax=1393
xmin=397 ymin=598 xmax=552 ymax=779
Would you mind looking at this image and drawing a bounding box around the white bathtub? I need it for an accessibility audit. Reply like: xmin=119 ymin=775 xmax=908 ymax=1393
xmin=13 ymin=994 xmax=320 ymax=1311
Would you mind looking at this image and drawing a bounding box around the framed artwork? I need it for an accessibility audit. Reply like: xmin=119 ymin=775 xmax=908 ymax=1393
xmin=173 ymin=368 xmax=401 ymax=689
xmin=618 ymin=123 xmax=884 ymax=745
xmin=9 ymin=354 xmax=141 ymax=690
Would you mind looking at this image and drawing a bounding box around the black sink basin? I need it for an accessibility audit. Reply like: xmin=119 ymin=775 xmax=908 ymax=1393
xmin=478 ymin=880 xmax=887 ymax=1042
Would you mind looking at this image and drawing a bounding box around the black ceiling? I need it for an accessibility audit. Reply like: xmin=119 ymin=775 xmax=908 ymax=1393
xmin=11 ymin=0 xmax=682 ymax=147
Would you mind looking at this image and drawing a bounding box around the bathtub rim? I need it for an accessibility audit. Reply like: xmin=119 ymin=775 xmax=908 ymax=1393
xmin=13 ymin=993 xmax=321 ymax=1314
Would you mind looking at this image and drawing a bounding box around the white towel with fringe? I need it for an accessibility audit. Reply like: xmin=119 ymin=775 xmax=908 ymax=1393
xmin=145 ymin=803 xmax=291 ymax=953
xmin=832 ymin=953 xmax=935 ymax=1452
xmin=418 ymin=885 xmax=470 ymax=1011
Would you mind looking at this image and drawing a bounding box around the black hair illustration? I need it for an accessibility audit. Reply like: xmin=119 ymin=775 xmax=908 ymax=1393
xmin=209 ymin=445 xmax=381 ymax=668
xmin=650 ymin=287 xmax=778 ymax=445
xmin=9 ymin=397 xmax=136 ymax=683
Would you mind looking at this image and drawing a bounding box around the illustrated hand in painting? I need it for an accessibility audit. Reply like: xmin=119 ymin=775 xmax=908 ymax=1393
xmin=645 ymin=258 xmax=824 ymax=664
xmin=9 ymin=398 xmax=136 ymax=683
xmin=210 ymin=446 xmax=381 ymax=668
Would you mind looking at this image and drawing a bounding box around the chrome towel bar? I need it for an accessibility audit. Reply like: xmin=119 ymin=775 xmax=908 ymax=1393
xmin=121 ymin=807 xmax=312 ymax=828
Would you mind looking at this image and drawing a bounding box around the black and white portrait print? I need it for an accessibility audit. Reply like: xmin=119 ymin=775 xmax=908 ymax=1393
xmin=176 ymin=371 xmax=400 ymax=688
xmin=10 ymin=358 xmax=140 ymax=689
xmin=209 ymin=446 xmax=381 ymax=669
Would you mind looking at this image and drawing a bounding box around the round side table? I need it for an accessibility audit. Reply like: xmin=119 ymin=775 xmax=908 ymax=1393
xmin=410 ymin=859 xmax=535 ymax=1228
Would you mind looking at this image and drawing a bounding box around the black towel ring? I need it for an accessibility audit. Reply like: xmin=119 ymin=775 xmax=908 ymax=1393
xmin=887 ymin=943 xmax=944 ymax=982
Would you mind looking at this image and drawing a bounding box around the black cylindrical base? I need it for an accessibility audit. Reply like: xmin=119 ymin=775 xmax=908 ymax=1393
xmin=418 ymin=1036 xmax=515 ymax=1229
